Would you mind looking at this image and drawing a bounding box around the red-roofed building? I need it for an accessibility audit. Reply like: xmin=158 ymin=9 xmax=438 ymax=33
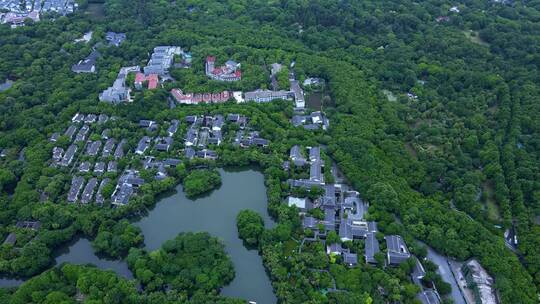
xmin=134 ymin=73 xmax=146 ymax=89
xmin=171 ymin=89 xmax=231 ymax=105
xmin=205 ymin=56 xmax=241 ymax=82
xmin=221 ymin=91 xmax=230 ymax=101
xmin=203 ymin=93 xmax=212 ymax=103
xmin=147 ymin=74 xmax=159 ymax=89
xmin=171 ymin=89 xmax=194 ymax=104
xmin=135 ymin=73 xmax=159 ymax=90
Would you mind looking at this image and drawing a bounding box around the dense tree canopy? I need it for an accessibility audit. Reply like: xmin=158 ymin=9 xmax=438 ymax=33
xmin=126 ymin=232 xmax=234 ymax=296
xmin=92 ymin=219 xmax=144 ymax=258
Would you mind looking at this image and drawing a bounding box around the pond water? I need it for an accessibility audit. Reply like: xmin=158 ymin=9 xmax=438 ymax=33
xmin=135 ymin=168 xmax=277 ymax=304
xmin=54 ymin=237 xmax=133 ymax=279
xmin=0 ymin=277 xmax=24 ymax=288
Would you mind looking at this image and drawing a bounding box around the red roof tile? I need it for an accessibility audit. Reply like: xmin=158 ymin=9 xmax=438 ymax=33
xmin=147 ymin=74 xmax=159 ymax=89
xmin=135 ymin=72 xmax=146 ymax=83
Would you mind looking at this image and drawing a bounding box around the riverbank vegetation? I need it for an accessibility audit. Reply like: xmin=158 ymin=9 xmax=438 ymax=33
xmin=0 ymin=0 xmax=538 ymax=303
xmin=8 ymin=264 xmax=140 ymax=304
xmin=6 ymin=263 xmax=244 ymax=304
xmin=183 ymin=169 xmax=222 ymax=198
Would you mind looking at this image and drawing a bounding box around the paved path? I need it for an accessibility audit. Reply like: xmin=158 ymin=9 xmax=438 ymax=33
xmin=421 ymin=242 xmax=467 ymax=304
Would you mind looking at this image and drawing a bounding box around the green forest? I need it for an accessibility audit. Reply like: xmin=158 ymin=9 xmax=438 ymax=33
xmin=0 ymin=0 xmax=539 ymax=303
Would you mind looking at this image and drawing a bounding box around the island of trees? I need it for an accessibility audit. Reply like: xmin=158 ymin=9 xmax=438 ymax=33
xmin=182 ymin=169 xmax=222 ymax=198
xmin=236 ymin=209 xmax=265 ymax=247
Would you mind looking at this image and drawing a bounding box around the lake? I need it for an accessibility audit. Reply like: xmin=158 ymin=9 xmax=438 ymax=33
xmin=135 ymin=168 xmax=277 ymax=304
xmin=0 ymin=168 xmax=277 ymax=304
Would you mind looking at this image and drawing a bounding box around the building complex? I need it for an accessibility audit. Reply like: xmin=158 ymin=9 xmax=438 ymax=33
xmin=205 ymin=56 xmax=241 ymax=81
xmin=0 ymin=0 xmax=76 ymax=27
xmin=99 ymin=66 xmax=139 ymax=103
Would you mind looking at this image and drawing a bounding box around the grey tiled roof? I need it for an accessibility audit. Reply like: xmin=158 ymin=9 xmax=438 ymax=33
xmin=343 ymin=252 xmax=358 ymax=265
xmin=365 ymin=232 xmax=380 ymax=264
xmin=80 ymin=178 xmax=98 ymax=204
xmin=67 ymin=176 xmax=85 ymax=202
xmin=385 ymin=235 xmax=411 ymax=265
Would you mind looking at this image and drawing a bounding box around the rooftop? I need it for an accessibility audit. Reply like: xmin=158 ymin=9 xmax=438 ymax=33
xmin=343 ymin=252 xmax=358 ymax=266
xmin=15 ymin=221 xmax=41 ymax=230
xmin=287 ymin=196 xmax=309 ymax=210
xmin=385 ymin=235 xmax=411 ymax=265
xmin=72 ymin=50 xmax=100 ymax=74
xmin=105 ymin=32 xmax=126 ymax=46
xmin=365 ymin=232 xmax=380 ymax=264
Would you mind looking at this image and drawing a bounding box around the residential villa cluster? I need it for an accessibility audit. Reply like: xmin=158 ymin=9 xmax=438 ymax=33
xmin=285 ymin=144 xmax=381 ymax=267
xmin=47 ymin=112 xmax=268 ymax=206
xmin=284 ymin=145 xmax=455 ymax=304
xmin=112 ymin=119 xmax=183 ymax=205
xmin=0 ymin=0 xmax=76 ymax=27
xmin=183 ymin=115 xmax=222 ymax=161
xmin=49 ymin=113 xmax=121 ymax=205
xmin=48 ymin=113 xmax=183 ymax=206
xmin=183 ymin=113 xmax=268 ymax=160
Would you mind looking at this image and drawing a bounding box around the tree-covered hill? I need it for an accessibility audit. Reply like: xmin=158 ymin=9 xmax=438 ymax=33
xmin=0 ymin=0 xmax=539 ymax=303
